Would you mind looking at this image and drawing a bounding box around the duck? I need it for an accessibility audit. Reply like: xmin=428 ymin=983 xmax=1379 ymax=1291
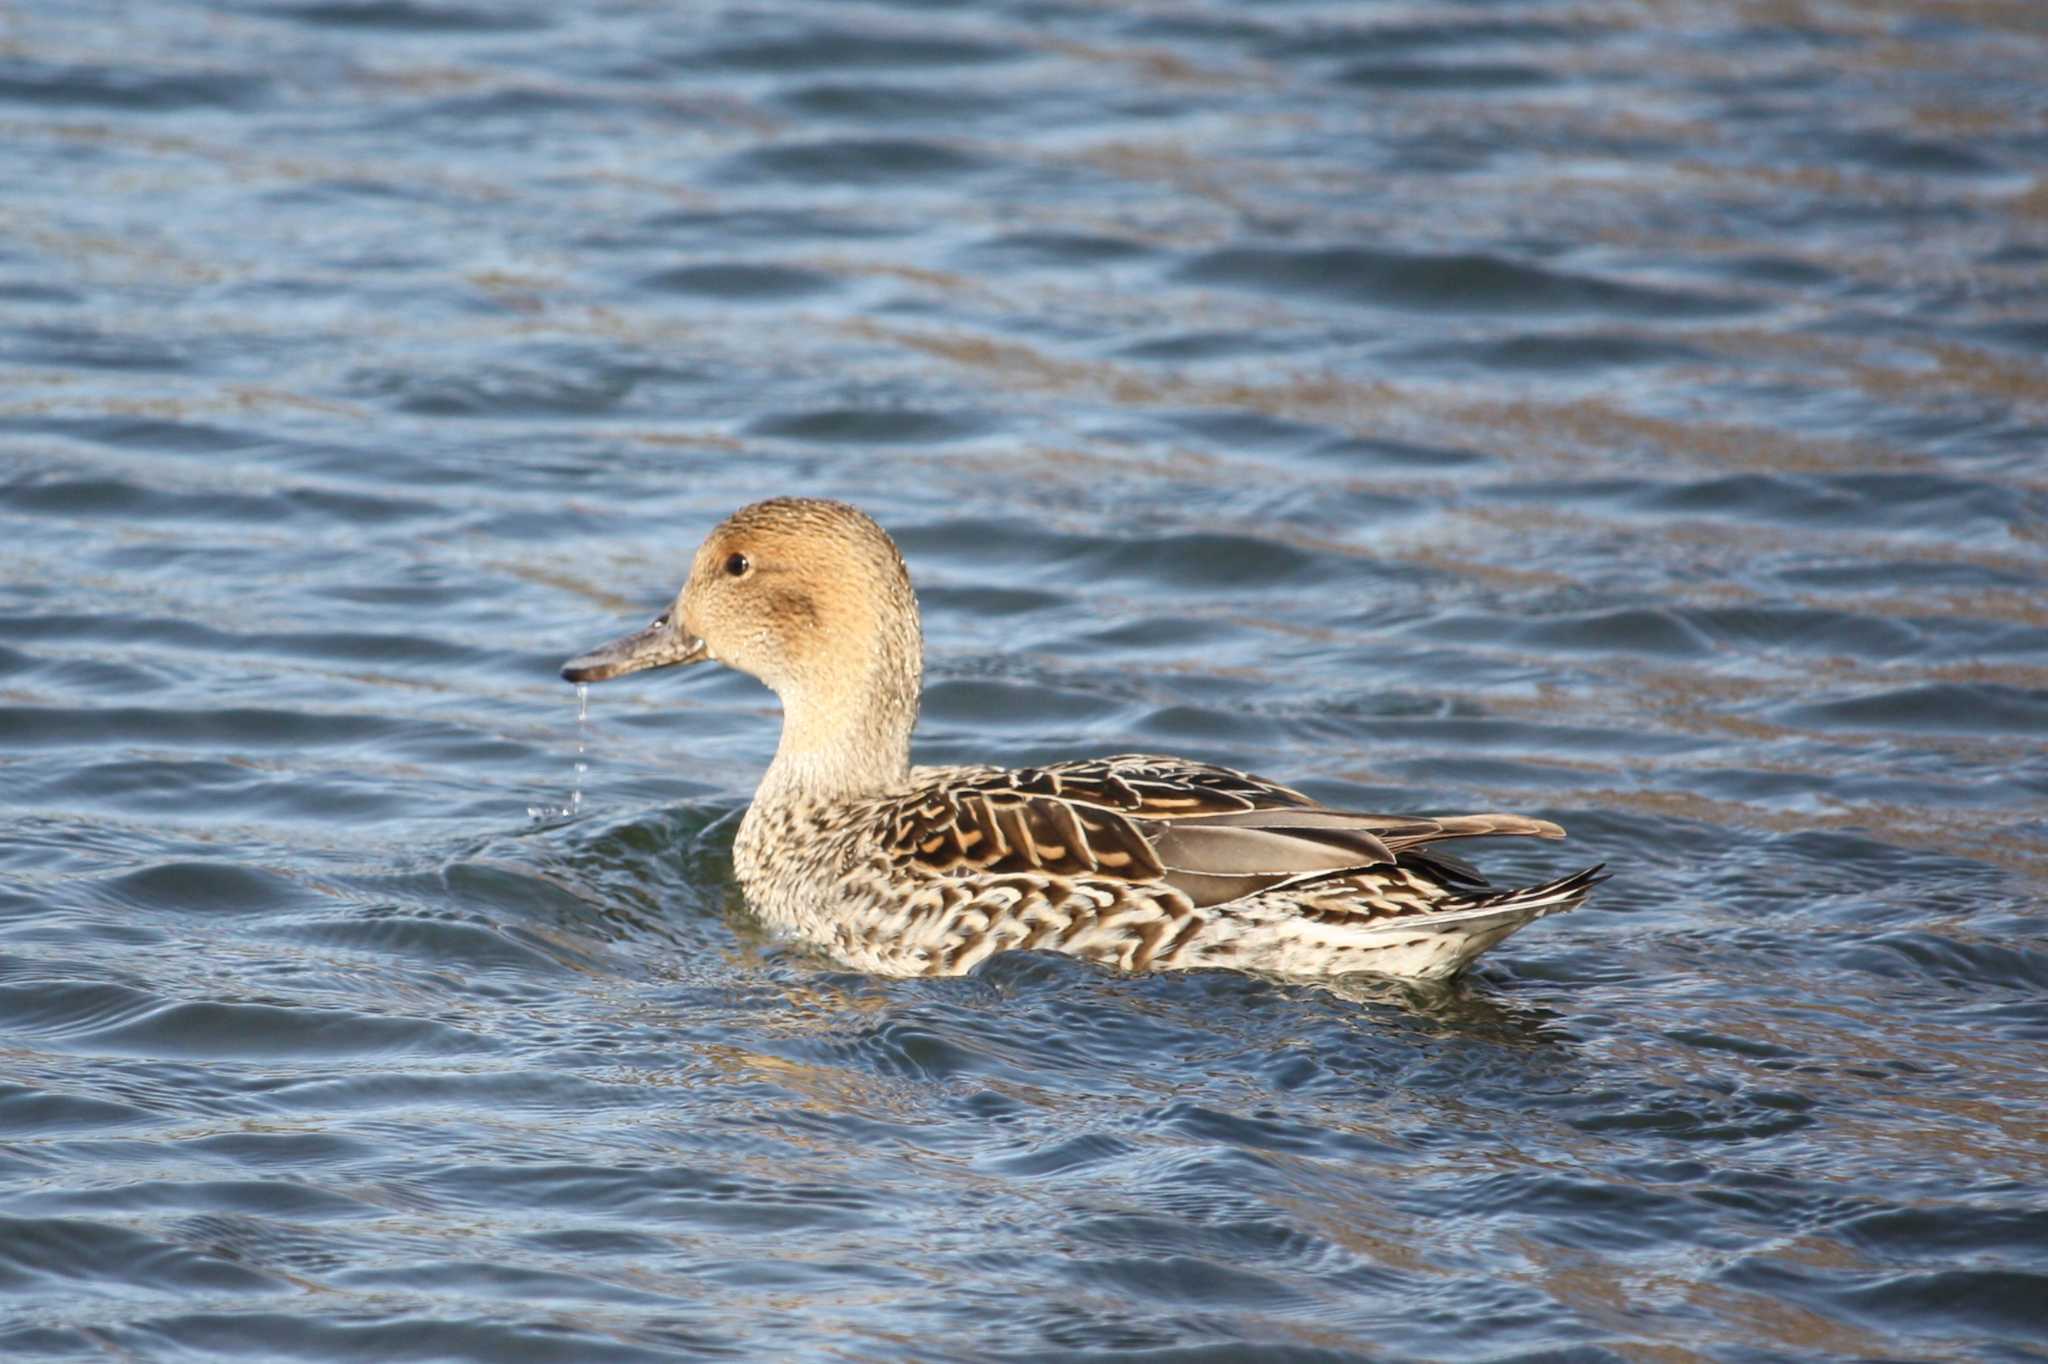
xmin=562 ymin=497 xmax=1603 ymax=980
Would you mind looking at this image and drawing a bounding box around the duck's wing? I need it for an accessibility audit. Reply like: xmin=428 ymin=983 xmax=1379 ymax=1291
xmin=882 ymin=777 xmax=1168 ymax=882
xmin=986 ymin=754 xmax=1321 ymax=816
xmin=1146 ymin=807 xmax=1564 ymax=904
xmin=883 ymin=755 xmax=1568 ymax=910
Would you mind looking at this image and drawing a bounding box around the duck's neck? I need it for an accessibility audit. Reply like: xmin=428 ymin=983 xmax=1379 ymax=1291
xmin=754 ymin=627 xmax=921 ymax=809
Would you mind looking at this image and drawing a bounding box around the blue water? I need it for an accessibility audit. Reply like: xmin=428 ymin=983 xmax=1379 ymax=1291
xmin=3 ymin=1 xmax=2047 ymax=1360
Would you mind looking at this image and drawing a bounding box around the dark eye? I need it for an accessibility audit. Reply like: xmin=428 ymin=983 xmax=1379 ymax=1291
xmin=724 ymin=552 xmax=751 ymax=578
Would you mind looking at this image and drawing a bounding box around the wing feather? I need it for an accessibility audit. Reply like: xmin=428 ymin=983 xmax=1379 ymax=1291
xmin=879 ymin=757 xmax=1572 ymax=911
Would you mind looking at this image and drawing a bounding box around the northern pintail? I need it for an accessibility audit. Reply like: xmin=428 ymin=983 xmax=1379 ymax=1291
xmin=563 ymin=497 xmax=1602 ymax=979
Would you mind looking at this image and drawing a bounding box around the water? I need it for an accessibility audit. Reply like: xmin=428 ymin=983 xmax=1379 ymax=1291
xmin=3 ymin=0 xmax=2046 ymax=1359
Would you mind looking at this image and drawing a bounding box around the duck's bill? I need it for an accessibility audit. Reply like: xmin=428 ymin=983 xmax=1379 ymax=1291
xmin=561 ymin=615 xmax=708 ymax=683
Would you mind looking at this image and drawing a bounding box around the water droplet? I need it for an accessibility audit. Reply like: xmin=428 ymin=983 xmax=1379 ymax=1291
xmin=532 ymin=682 xmax=596 ymax=823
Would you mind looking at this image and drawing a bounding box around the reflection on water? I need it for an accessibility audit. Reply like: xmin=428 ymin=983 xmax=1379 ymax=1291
xmin=2 ymin=0 xmax=2045 ymax=1360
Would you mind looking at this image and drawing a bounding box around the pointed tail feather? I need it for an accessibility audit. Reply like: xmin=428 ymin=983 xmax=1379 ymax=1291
xmin=1425 ymin=862 xmax=1607 ymax=929
xmin=1340 ymin=864 xmax=1607 ymax=978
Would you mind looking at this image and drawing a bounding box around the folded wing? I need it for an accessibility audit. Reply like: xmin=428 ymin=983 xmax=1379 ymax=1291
xmin=883 ymin=755 xmax=1569 ymax=911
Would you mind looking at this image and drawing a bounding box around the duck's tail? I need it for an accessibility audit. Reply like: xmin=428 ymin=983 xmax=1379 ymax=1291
xmin=1442 ymin=862 xmax=1608 ymax=921
xmin=1342 ymin=863 xmax=1607 ymax=979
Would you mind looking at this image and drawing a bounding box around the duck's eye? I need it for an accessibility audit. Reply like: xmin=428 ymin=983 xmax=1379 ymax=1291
xmin=724 ymin=552 xmax=751 ymax=578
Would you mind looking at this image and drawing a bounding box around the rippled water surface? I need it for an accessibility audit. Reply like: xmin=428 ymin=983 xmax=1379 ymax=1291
xmin=5 ymin=1 xmax=2047 ymax=1359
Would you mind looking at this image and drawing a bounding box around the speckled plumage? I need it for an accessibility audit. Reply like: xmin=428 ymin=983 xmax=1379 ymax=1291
xmin=565 ymin=498 xmax=1604 ymax=981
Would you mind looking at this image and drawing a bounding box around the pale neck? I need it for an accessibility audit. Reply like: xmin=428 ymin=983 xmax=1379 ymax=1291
xmin=755 ymin=639 xmax=920 ymax=807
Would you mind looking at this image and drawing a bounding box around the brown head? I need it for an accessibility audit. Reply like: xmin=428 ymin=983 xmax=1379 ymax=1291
xmin=562 ymin=498 xmax=924 ymax=790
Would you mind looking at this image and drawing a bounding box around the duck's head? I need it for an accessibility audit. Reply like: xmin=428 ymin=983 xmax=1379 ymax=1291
xmin=562 ymin=499 xmax=923 ymax=767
